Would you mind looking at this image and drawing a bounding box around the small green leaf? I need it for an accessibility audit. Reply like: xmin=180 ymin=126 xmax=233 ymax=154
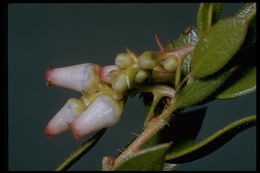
xmin=191 ymin=17 xmax=248 ymax=78
xmin=55 ymin=129 xmax=106 ymax=171
xmin=174 ymin=27 xmax=199 ymax=48
xmin=172 ymin=27 xmax=199 ymax=76
xmin=165 ymin=115 xmax=256 ymax=163
xmin=173 ymin=68 xmax=235 ymax=110
xmin=216 ymin=66 xmax=256 ymax=99
xmin=236 ymin=3 xmax=256 ymax=49
xmin=197 ymin=3 xmax=213 ymax=35
xmin=112 ymin=143 xmax=171 ymax=171
xmin=197 ymin=3 xmax=223 ymax=35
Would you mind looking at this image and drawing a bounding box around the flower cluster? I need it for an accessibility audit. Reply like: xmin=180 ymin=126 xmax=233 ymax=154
xmin=45 ymin=63 xmax=124 ymax=140
xmin=45 ymin=45 xmax=194 ymax=140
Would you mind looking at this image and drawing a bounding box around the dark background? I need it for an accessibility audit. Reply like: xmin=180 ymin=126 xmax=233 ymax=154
xmin=8 ymin=3 xmax=256 ymax=171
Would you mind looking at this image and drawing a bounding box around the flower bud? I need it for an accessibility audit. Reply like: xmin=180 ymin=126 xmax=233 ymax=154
xmin=45 ymin=98 xmax=86 ymax=136
xmin=162 ymin=57 xmax=178 ymax=72
xmin=115 ymin=52 xmax=134 ymax=69
xmin=135 ymin=70 xmax=149 ymax=83
xmin=46 ymin=63 xmax=100 ymax=93
xmin=111 ymin=74 xmax=130 ymax=93
xmin=100 ymin=65 xmax=119 ymax=84
xmin=70 ymin=95 xmax=123 ymax=140
xmin=138 ymin=51 xmax=158 ymax=69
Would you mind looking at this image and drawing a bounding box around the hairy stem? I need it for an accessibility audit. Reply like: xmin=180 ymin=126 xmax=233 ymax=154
xmin=114 ymin=98 xmax=177 ymax=166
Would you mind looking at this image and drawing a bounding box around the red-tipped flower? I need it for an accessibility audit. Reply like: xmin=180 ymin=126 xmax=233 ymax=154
xmin=46 ymin=63 xmax=100 ymax=93
xmin=45 ymin=98 xmax=86 ymax=136
xmin=70 ymin=95 xmax=123 ymax=140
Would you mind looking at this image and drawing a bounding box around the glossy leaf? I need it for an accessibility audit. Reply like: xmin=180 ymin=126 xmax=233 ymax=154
xmin=174 ymin=27 xmax=199 ymax=48
xmin=165 ymin=115 xmax=256 ymax=163
xmin=55 ymin=129 xmax=107 ymax=171
xmin=172 ymin=27 xmax=199 ymax=76
xmin=191 ymin=17 xmax=248 ymax=78
xmin=112 ymin=143 xmax=171 ymax=171
xmin=236 ymin=3 xmax=256 ymax=50
xmin=173 ymin=68 xmax=235 ymax=110
xmin=197 ymin=3 xmax=223 ymax=35
xmin=216 ymin=66 xmax=256 ymax=99
xmin=197 ymin=3 xmax=213 ymax=34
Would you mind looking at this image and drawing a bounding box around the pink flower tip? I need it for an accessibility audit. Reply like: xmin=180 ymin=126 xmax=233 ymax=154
xmin=45 ymin=66 xmax=54 ymax=86
xmin=44 ymin=125 xmax=56 ymax=137
xmin=44 ymin=98 xmax=86 ymax=137
xmin=68 ymin=122 xmax=83 ymax=141
xmin=100 ymin=65 xmax=119 ymax=84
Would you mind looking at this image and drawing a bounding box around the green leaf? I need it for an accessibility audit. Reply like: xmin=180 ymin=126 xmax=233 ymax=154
xmin=216 ymin=66 xmax=256 ymax=99
xmin=174 ymin=27 xmax=199 ymax=48
xmin=112 ymin=143 xmax=171 ymax=171
xmin=173 ymin=68 xmax=235 ymax=110
xmin=171 ymin=27 xmax=199 ymax=76
xmin=165 ymin=115 xmax=256 ymax=163
xmin=197 ymin=3 xmax=223 ymax=35
xmin=191 ymin=17 xmax=248 ymax=78
xmin=197 ymin=3 xmax=213 ymax=35
xmin=236 ymin=3 xmax=256 ymax=49
xmin=55 ymin=129 xmax=107 ymax=171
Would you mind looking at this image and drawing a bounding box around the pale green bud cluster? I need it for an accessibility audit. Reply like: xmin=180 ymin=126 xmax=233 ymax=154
xmin=111 ymin=50 xmax=152 ymax=94
xmin=110 ymin=46 xmax=195 ymax=94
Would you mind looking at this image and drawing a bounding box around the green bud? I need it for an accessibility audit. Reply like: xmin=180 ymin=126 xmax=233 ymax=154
xmin=111 ymin=74 xmax=129 ymax=93
xmin=162 ymin=57 xmax=178 ymax=72
xmin=115 ymin=52 xmax=134 ymax=69
xmin=135 ymin=70 xmax=149 ymax=83
xmin=138 ymin=51 xmax=158 ymax=69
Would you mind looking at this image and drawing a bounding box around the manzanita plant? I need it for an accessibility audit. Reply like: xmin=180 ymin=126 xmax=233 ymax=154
xmin=44 ymin=3 xmax=256 ymax=171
